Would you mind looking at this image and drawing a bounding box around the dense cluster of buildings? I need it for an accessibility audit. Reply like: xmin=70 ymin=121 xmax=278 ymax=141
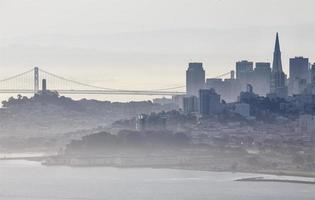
xmin=173 ymin=33 xmax=315 ymax=118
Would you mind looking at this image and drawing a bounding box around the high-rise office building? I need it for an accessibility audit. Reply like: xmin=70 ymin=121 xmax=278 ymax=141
xmin=199 ymin=89 xmax=221 ymax=116
xmin=186 ymin=63 xmax=205 ymax=96
xmin=289 ymin=57 xmax=310 ymax=95
xmin=206 ymin=78 xmax=224 ymax=92
xmin=183 ymin=96 xmax=199 ymax=114
xmin=311 ymin=63 xmax=315 ymax=85
xmin=236 ymin=60 xmax=253 ymax=79
xmin=223 ymin=78 xmax=242 ymax=102
xmin=253 ymin=62 xmax=271 ymax=96
xmin=206 ymin=78 xmax=241 ymax=103
xmin=270 ymin=33 xmax=288 ymax=98
xmin=236 ymin=60 xmax=254 ymax=90
xmin=236 ymin=60 xmax=254 ymax=79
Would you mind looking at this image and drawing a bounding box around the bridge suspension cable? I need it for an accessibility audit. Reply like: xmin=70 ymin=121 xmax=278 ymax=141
xmin=0 ymin=69 xmax=33 ymax=83
xmin=155 ymin=71 xmax=232 ymax=91
xmin=154 ymin=85 xmax=185 ymax=91
xmin=39 ymin=68 xmax=133 ymax=91
xmin=214 ymin=72 xmax=231 ymax=79
xmin=0 ymin=67 xmax=232 ymax=96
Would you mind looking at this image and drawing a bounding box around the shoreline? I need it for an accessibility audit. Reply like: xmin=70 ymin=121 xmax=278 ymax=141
xmin=1 ymin=156 xmax=315 ymax=179
xmin=235 ymin=177 xmax=315 ymax=185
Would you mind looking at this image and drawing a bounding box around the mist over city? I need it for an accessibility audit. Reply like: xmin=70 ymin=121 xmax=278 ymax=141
xmin=0 ymin=0 xmax=315 ymax=200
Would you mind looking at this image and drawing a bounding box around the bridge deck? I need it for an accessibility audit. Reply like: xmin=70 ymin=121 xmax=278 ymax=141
xmin=0 ymin=90 xmax=185 ymax=96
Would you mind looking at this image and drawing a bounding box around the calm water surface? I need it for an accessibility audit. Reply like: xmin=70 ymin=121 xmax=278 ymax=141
xmin=0 ymin=160 xmax=314 ymax=200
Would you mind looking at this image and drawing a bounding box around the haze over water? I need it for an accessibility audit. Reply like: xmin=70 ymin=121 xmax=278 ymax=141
xmin=1 ymin=160 xmax=314 ymax=200
xmin=1 ymin=1 xmax=315 ymax=199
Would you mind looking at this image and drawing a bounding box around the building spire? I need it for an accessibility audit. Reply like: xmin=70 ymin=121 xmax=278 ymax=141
xmin=272 ymin=32 xmax=283 ymax=72
xmin=274 ymin=32 xmax=280 ymax=53
xmin=270 ymin=32 xmax=287 ymax=98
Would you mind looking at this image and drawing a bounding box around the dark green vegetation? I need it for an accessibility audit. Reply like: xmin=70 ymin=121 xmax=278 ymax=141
xmin=65 ymin=131 xmax=190 ymax=155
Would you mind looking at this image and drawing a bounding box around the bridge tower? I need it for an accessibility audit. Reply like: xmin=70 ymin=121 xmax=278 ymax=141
xmin=34 ymin=67 xmax=39 ymax=94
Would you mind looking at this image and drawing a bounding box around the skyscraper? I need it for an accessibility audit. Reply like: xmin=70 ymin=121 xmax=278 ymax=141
xmin=270 ymin=33 xmax=288 ymax=98
xmin=254 ymin=62 xmax=271 ymax=96
xmin=199 ymin=89 xmax=221 ymax=116
xmin=183 ymin=96 xmax=199 ymax=114
xmin=236 ymin=60 xmax=253 ymax=82
xmin=236 ymin=60 xmax=254 ymax=79
xmin=289 ymin=57 xmax=309 ymax=95
xmin=206 ymin=78 xmax=240 ymax=103
xmin=311 ymin=63 xmax=315 ymax=85
xmin=186 ymin=63 xmax=205 ymax=96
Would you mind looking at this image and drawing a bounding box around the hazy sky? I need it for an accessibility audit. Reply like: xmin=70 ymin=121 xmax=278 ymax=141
xmin=0 ymin=0 xmax=314 ymax=100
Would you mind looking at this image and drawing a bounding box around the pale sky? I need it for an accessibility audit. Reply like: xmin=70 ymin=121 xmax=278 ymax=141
xmin=0 ymin=0 xmax=314 ymax=101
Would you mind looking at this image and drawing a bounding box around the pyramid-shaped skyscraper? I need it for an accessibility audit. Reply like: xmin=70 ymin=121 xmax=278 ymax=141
xmin=270 ymin=33 xmax=288 ymax=98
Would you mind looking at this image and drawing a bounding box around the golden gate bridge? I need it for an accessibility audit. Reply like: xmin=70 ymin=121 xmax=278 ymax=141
xmin=0 ymin=67 xmax=231 ymax=96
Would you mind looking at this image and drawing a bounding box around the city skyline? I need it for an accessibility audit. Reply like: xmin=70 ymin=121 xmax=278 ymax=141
xmin=0 ymin=0 xmax=315 ymax=102
xmin=1 ymin=2 xmax=315 ymax=199
xmin=0 ymin=32 xmax=314 ymax=102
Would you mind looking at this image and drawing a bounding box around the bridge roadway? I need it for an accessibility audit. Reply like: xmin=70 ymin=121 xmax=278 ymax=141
xmin=0 ymin=89 xmax=185 ymax=96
